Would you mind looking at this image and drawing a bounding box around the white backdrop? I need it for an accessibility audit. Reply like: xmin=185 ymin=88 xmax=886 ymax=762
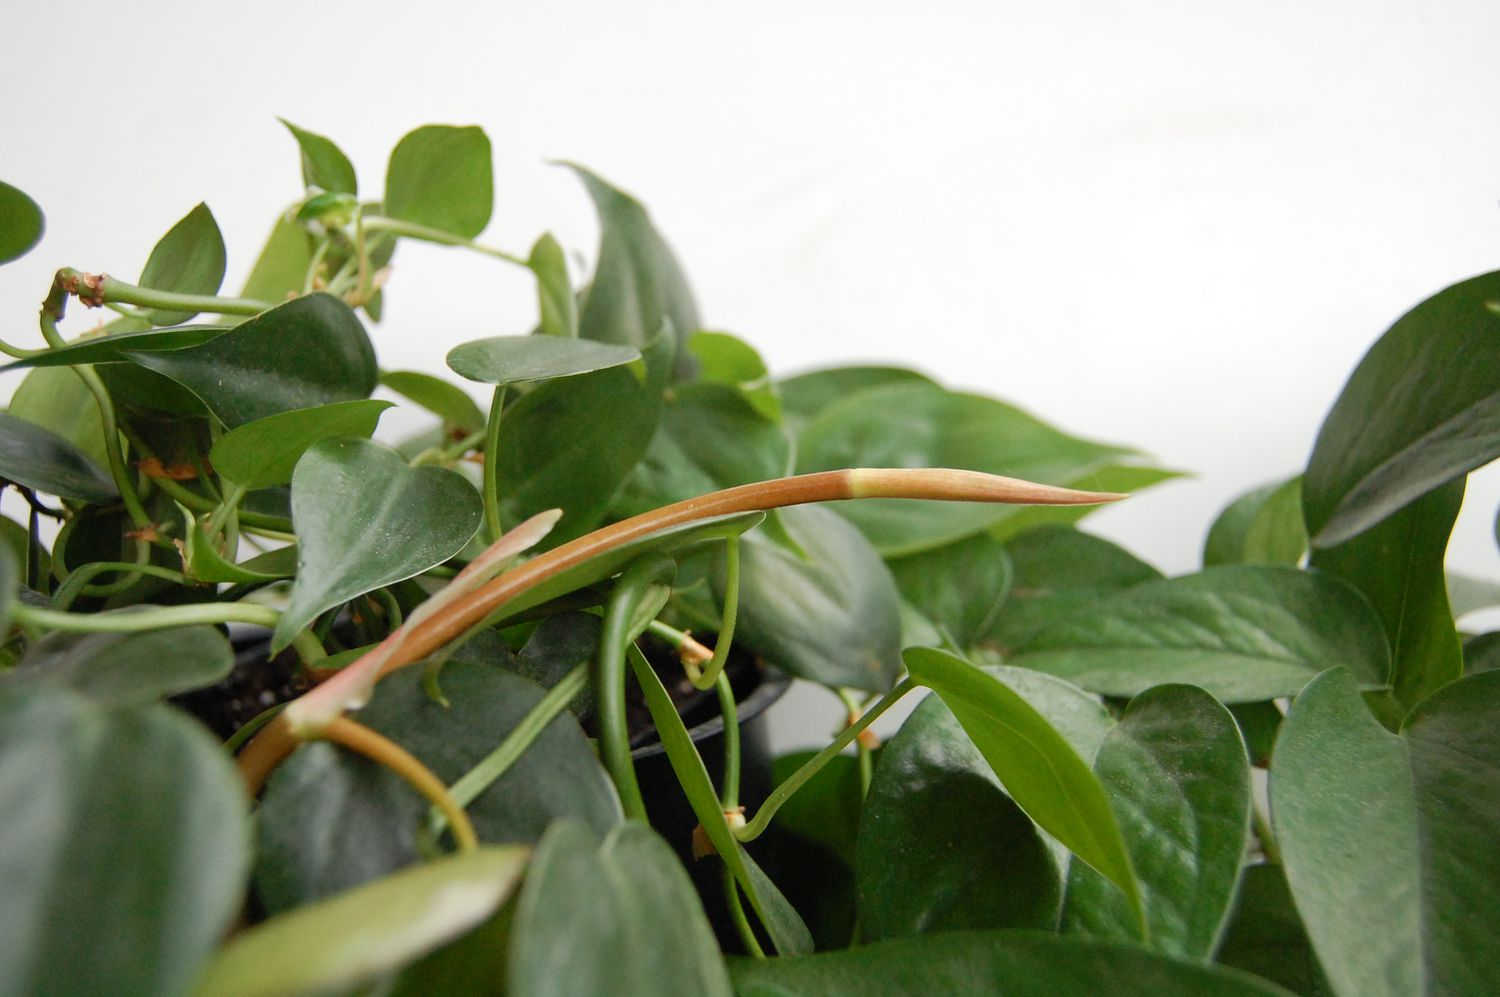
xmin=3 ymin=0 xmax=1498 ymax=747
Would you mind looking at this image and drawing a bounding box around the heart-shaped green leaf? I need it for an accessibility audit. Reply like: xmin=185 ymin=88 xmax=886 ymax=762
xmin=904 ymin=647 xmax=1145 ymax=932
xmin=138 ymin=203 xmax=227 ymax=324
xmin=613 ymin=383 xmax=792 ymax=518
xmin=1204 ymin=476 xmax=1307 ymax=568
xmin=1271 ymin=667 xmax=1500 ymax=996
xmin=1309 ymin=480 xmax=1464 ymax=713
xmin=209 ymin=399 xmax=392 ymax=488
xmin=506 ymin=821 xmax=732 ymax=997
xmin=0 ymin=411 xmax=117 ymax=504
xmin=529 ymin=232 xmax=578 ymax=338
xmin=888 ymin=531 xmax=1012 ymax=649
xmin=727 ymin=930 xmax=1292 ymax=996
xmin=380 ymin=370 xmax=486 ymax=433
xmin=729 ymin=505 xmax=903 ymax=691
xmin=568 ymin=165 xmax=701 ymax=374
xmin=2 ymin=626 xmax=232 ymax=705
xmin=498 ymin=365 xmax=659 ymax=545
xmin=126 ymin=293 xmax=377 ymax=428
xmin=0 ymin=687 xmax=248 ymax=997
xmin=446 ymin=335 xmax=640 ymax=385
xmin=279 ymin=118 xmax=357 ymax=195
xmin=1304 ymin=270 xmax=1500 ymax=548
xmin=256 ymin=662 xmax=618 ymax=911
xmin=1062 ymin=685 xmax=1252 ymax=958
xmin=0 ymin=180 xmax=44 ymax=265
xmin=384 ymin=125 xmax=493 ymax=239
xmin=198 ymin=846 xmax=528 ymax=997
xmin=1006 ymin=565 xmax=1391 ymax=703
xmin=990 ymin=526 xmax=1162 ymax=651
xmin=272 ymin=438 xmax=482 ymax=651
xmin=796 ymin=381 xmax=1135 ymax=556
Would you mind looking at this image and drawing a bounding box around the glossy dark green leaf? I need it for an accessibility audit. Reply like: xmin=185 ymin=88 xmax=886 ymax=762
xmin=0 ymin=410 xmax=116 ymax=504
xmin=1063 ymin=685 xmax=1251 ymax=958
xmin=569 ymin=165 xmax=700 ymax=373
xmin=1217 ymin=864 xmax=1331 ymax=997
xmin=127 ymin=292 xmax=377 ymax=428
xmin=1204 ymin=476 xmax=1307 ymax=568
xmin=272 ymin=438 xmax=481 ymax=651
xmin=990 ymin=526 xmax=1164 ymax=650
xmin=888 ymin=531 xmax=1012 ymax=648
xmin=767 ymin=752 xmax=862 ymax=950
xmin=529 ymin=232 xmax=578 ymax=338
xmin=796 ymin=381 xmax=1134 ymax=556
xmin=1309 ymin=480 xmax=1464 ymax=711
xmin=138 ymin=203 xmax=227 ymax=325
xmin=446 ymin=335 xmax=640 ymax=385
xmin=3 ymin=324 xmax=227 ymax=371
xmin=778 ymin=365 xmax=936 ymax=428
xmin=507 ymin=821 xmax=732 ymax=997
xmin=209 ymin=399 xmax=392 ymax=488
xmin=613 ymin=383 xmax=792 ymax=517
xmin=729 ymin=505 xmax=903 ymax=691
xmin=856 ymin=692 xmax=1068 ymax=941
xmin=904 ymin=647 xmax=1144 ymax=927
xmin=498 ymin=365 xmax=658 ymax=545
xmin=384 ymin=125 xmax=493 ymax=239
xmin=279 ymin=118 xmax=357 ymax=195
xmin=380 ymin=370 xmax=486 ymax=434
xmin=0 ymin=179 xmax=44 ymax=264
xmin=1271 ymin=667 xmax=1500 ymax=996
xmin=728 ymin=930 xmax=1292 ymax=996
xmin=1007 ymin=565 xmax=1391 ymax=703
xmin=2 ymin=626 xmax=232 ymax=705
xmin=200 ymin=847 xmax=528 ymax=997
xmin=1304 ymin=270 xmax=1500 ymax=548
xmin=236 ymin=213 xmax=314 ymax=306
xmin=988 ymin=464 xmax=1184 ymax=543
xmin=687 ymin=331 xmax=780 ymax=421
xmin=255 ymin=662 xmax=619 ymax=911
xmin=6 ymin=366 xmax=109 ymax=468
xmin=0 ymin=687 xmax=248 ymax=997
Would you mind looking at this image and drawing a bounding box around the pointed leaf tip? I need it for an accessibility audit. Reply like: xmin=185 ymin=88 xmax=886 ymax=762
xmin=849 ymin=467 xmax=1127 ymax=506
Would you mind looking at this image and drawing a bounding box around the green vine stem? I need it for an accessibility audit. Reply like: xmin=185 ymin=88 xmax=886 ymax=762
xmin=12 ymin=601 xmax=327 ymax=667
xmin=736 ymin=677 xmax=917 ymax=842
xmin=426 ymin=662 xmax=590 ymax=841
xmin=837 ymin=688 xmax=877 ymax=797
xmin=723 ymin=865 xmax=766 ymax=959
xmin=598 ymin=557 xmax=677 ymax=820
xmin=50 ymin=559 xmax=187 ymax=611
xmin=482 ymin=384 xmax=508 ymax=543
xmin=318 ymin=717 xmax=478 ymax=853
xmin=688 ymin=535 xmax=740 ymax=691
xmin=360 ymin=216 xmax=528 ymax=265
xmin=48 ymin=268 xmax=272 ymax=317
xmin=716 ymin=671 xmax=742 ymax=810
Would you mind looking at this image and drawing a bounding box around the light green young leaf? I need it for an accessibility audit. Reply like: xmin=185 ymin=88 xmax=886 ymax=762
xmin=209 ymin=398 xmax=393 ymax=488
xmin=279 ymin=118 xmax=358 ymax=195
xmin=195 ymin=847 xmax=529 ymax=997
xmin=138 ymin=203 xmax=227 ymax=324
xmin=529 ymin=232 xmax=578 ymax=338
xmin=0 ymin=180 xmax=44 ymax=264
xmin=903 ymin=647 xmax=1145 ymax=933
xmin=688 ymin=331 xmax=781 ymax=421
xmin=1272 ymin=667 xmax=1500 ymax=996
xmin=384 ymin=125 xmax=493 ymax=239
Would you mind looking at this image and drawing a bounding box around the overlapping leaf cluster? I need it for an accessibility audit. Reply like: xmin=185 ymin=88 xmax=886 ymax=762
xmin=0 ymin=125 xmax=1496 ymax=996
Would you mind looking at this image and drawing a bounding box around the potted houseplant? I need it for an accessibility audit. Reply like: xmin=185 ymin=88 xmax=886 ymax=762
xmin=0 ymin=121 xmax=1495 ymax=996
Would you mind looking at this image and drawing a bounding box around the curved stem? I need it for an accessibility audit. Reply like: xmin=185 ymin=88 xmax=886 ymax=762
xmin=361 ymin=216 xmax=528 ymax=266
xmin=50 ymin=556 xmax=186 ymax=610
xmin=482 ymin=384 xmax=508 ymax=543
xmin=736 ymin=677 xmax=917 ymax=842
xmin=319 ymin=717 xmax=477 ymax=853
xmin=428 ymin=662 xmax=589 ymax=840
xmin=13 ymin=600 xmax=326 ymax=665
xmin=691 ymin=535 xmax=740 ymax=691
xmin=598 ymin=558 xmax=676 ymax=820
xmin=716 ymin=671 xmax=741 ymax=810
xmin=724 ymin=865 xmax=765 ymax=959
xmin=53 ymin=269 xmax=273 ymax=316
